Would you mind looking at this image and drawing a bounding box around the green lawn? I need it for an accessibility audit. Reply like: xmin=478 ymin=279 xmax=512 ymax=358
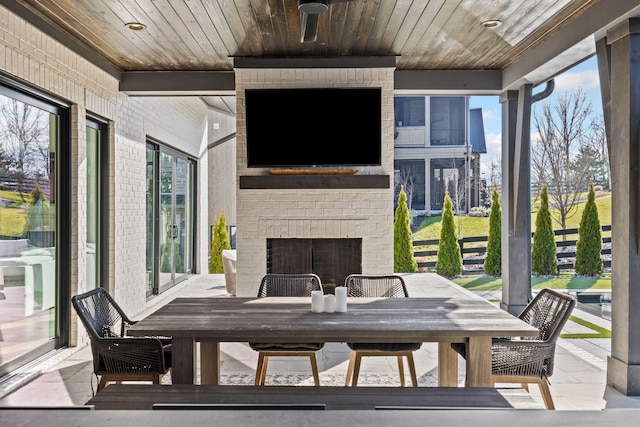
xmin=451 ymin=273 xmax=612 ymax=339
xmin=451 ymin=272 xmax=611 ymax=291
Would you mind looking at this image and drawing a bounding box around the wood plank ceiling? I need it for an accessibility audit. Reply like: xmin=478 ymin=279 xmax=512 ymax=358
xmin=11 ymin=0 xmax=596 ymax=73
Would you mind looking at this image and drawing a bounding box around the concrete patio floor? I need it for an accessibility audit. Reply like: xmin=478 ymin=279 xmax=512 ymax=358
xmin=1 ymin=273 xmax=639 ymax=410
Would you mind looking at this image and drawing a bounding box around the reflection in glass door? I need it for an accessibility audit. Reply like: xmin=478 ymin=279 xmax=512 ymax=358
xmin=148 ymin=146 xmax=194 ymax=294
xmin=0 ymin=85 xmax=66 ymax=376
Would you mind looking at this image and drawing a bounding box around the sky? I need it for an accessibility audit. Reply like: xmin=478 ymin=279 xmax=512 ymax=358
xmin=469 ymin=55 xmax=603 ymax=180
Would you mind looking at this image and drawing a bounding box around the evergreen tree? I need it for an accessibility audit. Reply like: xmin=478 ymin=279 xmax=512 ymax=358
xmin=575 ymin=181 xmax=603 ymax=276
xmin=484 ymin=187 xmax=502 ymax=276
xmin=531 ymin=185 xmax=558 ymax=275
xmin=394 ymin=187 xmax=418 ymax=272
xmin=436 ymin=190 xmax=462 ymax=277
xmin=209 ymin=210 xmax=231 ymax=273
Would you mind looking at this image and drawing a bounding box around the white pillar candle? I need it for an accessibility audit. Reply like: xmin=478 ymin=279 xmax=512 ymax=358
xmin=311 ymin=290 xmax=324 ymax=313
xmin=323 ymin=294 xmax=335 ymax=313
xmin=335 ymin=286 xmax=347 ymax=312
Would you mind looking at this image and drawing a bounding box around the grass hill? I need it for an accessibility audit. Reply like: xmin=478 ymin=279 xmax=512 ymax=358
xmin=413 ymin=193 xmax=611 ymax=241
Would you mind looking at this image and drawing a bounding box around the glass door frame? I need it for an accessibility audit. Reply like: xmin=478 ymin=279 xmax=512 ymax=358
xmin=85 ymin=116 xmax=109 ymax=291
xmin=0 ymin=77 xmax=71 ymax=376
xmin=146 ymin=141 xmax=196 ymax=297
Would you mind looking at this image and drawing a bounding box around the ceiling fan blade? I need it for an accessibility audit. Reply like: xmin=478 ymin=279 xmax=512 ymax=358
xmin=301 ymin=12 xmax=319 ymax=43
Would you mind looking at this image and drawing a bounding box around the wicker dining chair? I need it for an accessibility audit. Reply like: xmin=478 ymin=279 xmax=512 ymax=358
xmin=249 ymin=273 xmax=324 ymax=386
xmin=343 ymin=274 xmax=421 ymax=387
xmin=71 ymin=288 xmax=172 ymax=392
xmin=451 ymin=288 xmax=576 ymax=409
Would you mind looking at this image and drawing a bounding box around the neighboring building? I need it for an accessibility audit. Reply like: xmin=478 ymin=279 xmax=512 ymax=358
xmin=393 ymin=96 xmax=487 ymax=215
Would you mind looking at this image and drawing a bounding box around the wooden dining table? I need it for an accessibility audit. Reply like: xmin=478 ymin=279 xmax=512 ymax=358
xmin=128 ymin=295 xmax=539 ymax=387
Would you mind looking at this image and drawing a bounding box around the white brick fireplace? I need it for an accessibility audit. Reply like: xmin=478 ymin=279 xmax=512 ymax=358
xmin=234 ymin=62 xmax=395 ymax=297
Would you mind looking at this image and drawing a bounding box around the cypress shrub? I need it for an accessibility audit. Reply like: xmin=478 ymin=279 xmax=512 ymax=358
xmin=574 ymin=181 xmax=603 ymax=276
xmin=209 ymin=210 xmax=231 ymax=274
xmin=435 ymin=190 xmax=462 ymax=277
xmin=484 ymin=187 xmax=502 ymax=276
xmin=531 ymin=185 xmax=558 ymax=276
xmin=394 ymin=187 xmax=419 ymax=273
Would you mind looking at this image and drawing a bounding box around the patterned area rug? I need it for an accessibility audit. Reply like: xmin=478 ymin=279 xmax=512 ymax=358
xmin=164 ymin=371 xmax=460 ymax=387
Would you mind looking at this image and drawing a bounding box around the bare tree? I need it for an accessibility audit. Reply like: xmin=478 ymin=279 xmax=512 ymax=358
xmin=588 ymin=117 xmax=609 ymax=189
xmin=532 ymin=89 xmax=596 ymax=231
xmin=395 ymin=164 xmax=420 ymax=212
xmin=0 ymin=99 xmax=49 ymax=192
xmin=488 ymin=157 xmax=501 ymax=188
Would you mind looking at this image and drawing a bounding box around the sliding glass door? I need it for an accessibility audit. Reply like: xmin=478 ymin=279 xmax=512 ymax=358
xmin=0 ymin=82 xmax=68 ymax=376
xmin=147 ymin=143 xmax=195 ymax=295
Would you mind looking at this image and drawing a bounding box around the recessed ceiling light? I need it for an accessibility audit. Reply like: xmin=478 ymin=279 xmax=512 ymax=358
xmin=481 ymin=20 xmax=502 ymax=29
xmin=125 ymin=22 xmax=146 ymax=31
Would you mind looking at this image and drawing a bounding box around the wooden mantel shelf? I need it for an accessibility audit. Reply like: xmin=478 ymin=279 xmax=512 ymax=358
xmin=239 ymin=174 xmax=390 ymax=189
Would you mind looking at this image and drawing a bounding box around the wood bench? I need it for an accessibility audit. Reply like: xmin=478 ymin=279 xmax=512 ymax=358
xmin=86 ymin=384 xmax=542 ymax=410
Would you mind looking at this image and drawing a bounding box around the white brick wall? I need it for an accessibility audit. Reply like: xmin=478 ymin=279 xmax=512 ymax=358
xmin=0 ymin=5 xmax=210 ymax=345
xmin=235 ymin=67 xmax=395 ymax=297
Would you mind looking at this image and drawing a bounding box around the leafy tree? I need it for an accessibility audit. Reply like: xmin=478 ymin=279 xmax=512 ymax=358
xmin=484 ymin=187 xmax=502 ymax=276
xmin=574 ymin=181 xmax=603 ymax=276
xmin=435 ymin=190 xmax=462 ymax=277
xmin=209 ymin=210 xmax=231 ymax=274
xmin=531 ymin=185 xmax=558 ymax=275
xmin=394 ymin=187 xmax=418 ymax=273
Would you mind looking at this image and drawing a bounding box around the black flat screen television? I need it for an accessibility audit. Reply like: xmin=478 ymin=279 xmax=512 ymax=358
xmin=245 ymin=88 xmax=382 ymax=168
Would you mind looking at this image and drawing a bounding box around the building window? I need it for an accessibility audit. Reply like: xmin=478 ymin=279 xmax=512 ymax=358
xmin=431 ymin=158 xmax=466 ymax=211
xmin=430 ymin=97 xmax=465 ymax=146
xmin=394 ymin=160 xmax=425 ymax=211
xmin=394 ymin=97 xmax=425 ymax=127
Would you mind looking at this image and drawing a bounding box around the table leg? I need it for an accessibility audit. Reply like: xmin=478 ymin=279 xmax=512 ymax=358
xmin=171 ymin=337 xmax=196 ymax=384
xmin=465 ymin=336 xmax=492 ymax=387
xmin=438 ymin=342 xmax=459 ymax=387
xmin=200 ymin=341 xmax=220 ymax=385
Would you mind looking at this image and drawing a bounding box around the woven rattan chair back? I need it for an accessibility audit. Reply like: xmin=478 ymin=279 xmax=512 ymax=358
xmin=72 ymin=288 xmax=133 ymax=340
xmin=344 ymin=274 xmax=409 ymax=298
xmin=490 ymin=288 xmax=575 ymax=409
xmin=342 ymin=274 xmax=419 ymax=387
xmin=72 ymin=288 xmax=170 ymax=392
xmin=250 ymin=273 xmax=324 ymax=386
xmin=519 ymin=288 xmax=576 ymax=342
xmin=257 ymin=273 xmax=322 ymax=297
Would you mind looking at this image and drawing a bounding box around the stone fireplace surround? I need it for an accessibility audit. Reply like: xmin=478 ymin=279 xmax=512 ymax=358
xmin=234 ymin=60 xmax=396 ymax=297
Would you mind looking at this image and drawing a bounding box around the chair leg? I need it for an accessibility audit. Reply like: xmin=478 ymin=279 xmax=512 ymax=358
xmin=406 ymin=352 xmax=418 ymax=387
xmin=538 ymin=379 xmax=555 ymax=410
xmin=309 ymin=354 xmax=320 ymax=386
xmin=98 ymin=376 xmax=109 ymax=392
xmin=397 ymin=356 xmax=406 ymax=387
xmin=352 ymin=353 xmax=363 ymax=386
xmin=255 ymin=352 xmax=266 ymax=385
xmin=345 ymin=351 xmax=356 ymax=386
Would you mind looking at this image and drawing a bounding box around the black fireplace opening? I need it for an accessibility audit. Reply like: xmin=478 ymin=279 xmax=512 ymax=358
xmin=266 ymin=238 xmax=362 ymax=291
